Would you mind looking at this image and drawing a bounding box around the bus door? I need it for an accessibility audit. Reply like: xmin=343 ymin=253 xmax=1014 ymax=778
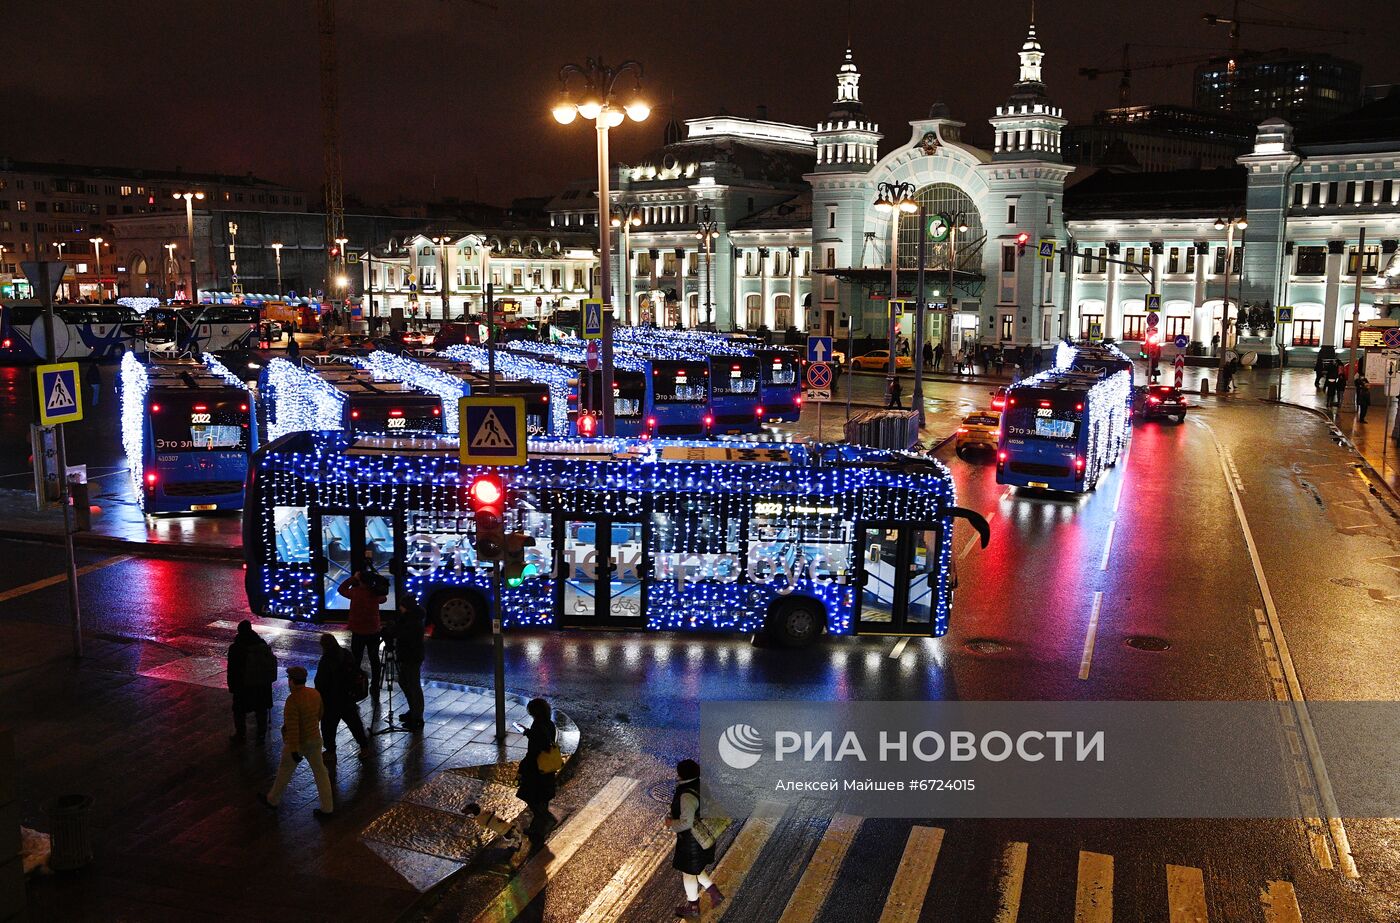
xmin=315 ymin=509 xmax=399 ymax=615
xmin=559 ymin=517 xmax=646 ymax=626
xmin=854 ymin=521 xmax=941 ymax=634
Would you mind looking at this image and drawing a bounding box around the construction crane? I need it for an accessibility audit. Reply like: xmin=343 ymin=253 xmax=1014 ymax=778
xmin=313 ymin=0 xmax=496 ymax=303
xmin=1079 ymin=44 xmax=1223 ymax=108
xmin=1203 ymin=1 xmax=1351 ymax=79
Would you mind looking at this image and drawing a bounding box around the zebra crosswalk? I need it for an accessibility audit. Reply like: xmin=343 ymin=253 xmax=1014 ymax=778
xmin=463 ymin=775 xmax=1314 ymax=923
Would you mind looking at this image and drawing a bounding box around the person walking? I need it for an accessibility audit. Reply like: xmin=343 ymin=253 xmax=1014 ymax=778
xmin=922 ymin=340 xmax=934 ymax=371
xmin=314 ymin=633 xmax=370 ymax=760
xmin=390 ymin=598 xmax=426 ymax=730
xmin=1355 ymin=371 xmax=1372 ymax=422
xmin=227 ymin=620 xmax=276 ymax=744
xmin=86 ymin=359 xmax=102 ymax=407
xmin=1314 ymin=352 xmax=1328 ymax=389
xmin=994 ymin=349 xmax=1006 ymax=377
xmin=934 ymin=341 xmax=945 ymax=371
xmin=1323 ymin=360 xmax=1341 ymax=408
xmin=286 ymin=331 xmax=300 ymax=363
xmin=1211 ymin=332 xmax=1221 ymax=354
xmin=885 ymin=376 xmax=904 ymax=409
xmin=668 ymin=759 xmax=723 ymax=918
xmin=340 ymin=565 xmax=387 ymax=708
xmin=259 ymin=666 xmax=334 ymax=818
xmin=515 ymin=697 xmax=560 ymax=840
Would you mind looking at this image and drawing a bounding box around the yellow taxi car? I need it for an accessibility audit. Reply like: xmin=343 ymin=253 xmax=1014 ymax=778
xmin=954 ymin=410 xmax=1002 ymax=457
xmin=850 ymin=349 xmax=913 ymax=371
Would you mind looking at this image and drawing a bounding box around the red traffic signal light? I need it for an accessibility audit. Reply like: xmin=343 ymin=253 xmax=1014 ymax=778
xmin=467 ymin=473 xmax=506 ymax=562
xmin=1015 ymin=231 xmax=1030 ymax=256
xmin=329 ymin=246 xmax=340 ymax=259
xmin=577 ymin=412 xmax=597 ymax=437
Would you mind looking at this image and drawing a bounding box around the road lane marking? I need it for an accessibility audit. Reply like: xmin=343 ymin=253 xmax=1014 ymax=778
xmin=1114 ymin=477 xmax=1126 ymax=512
xmin=1166 ymin=864 xmax=1209 ymax=923
xmin=776 ymin=813 xmax=862 ymax=923
xmin=0 ymin=554 xmax=130 ymax=604
xmin=877 ymin=825 xmax=944 ymax=923
xmin=470 ymin=775 xmax=637 ymax=923
xmin=1074 ymin=850 xmax=1114 ymax=923
xmin=1099 ymin=520 xmax=1116 ymax=571
xmin=1204 ymin=424 xmax=1359 ymax=880
xmin=991 ymin=841 xmax=1028 ymax=923
xmin=888 ymin=637 xmax=911 ymax=659
xmin=710 ymin=800 xmax=787 ymax=921
xmin=573 ymin=826 xmax=672 ymax=923
xmin=1078 ymin=592 xmax=1104 ymax=681
xmin=1259 ymin=880 xmax=1304 ymax=923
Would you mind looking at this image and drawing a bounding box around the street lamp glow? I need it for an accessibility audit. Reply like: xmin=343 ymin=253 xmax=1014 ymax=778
xmin=335 ymin=274 xmax=349 ymax=288
xmin=577 ymin=96 xmax=603 ymax=121
xmin=624 ymin=96 xmax=651 ymax=122
xmin=552 ymin=94 xmax=578 ymax=124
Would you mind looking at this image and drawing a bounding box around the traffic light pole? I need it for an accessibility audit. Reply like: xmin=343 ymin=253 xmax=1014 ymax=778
xmin=492 ymin=559 xmax=506 ymax=743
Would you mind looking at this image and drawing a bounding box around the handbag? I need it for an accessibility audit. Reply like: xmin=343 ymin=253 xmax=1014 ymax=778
xmin=691 ymin=814 xmax=730 ymax=850
xmin=537 ymin=743 xmax=564 ymax=775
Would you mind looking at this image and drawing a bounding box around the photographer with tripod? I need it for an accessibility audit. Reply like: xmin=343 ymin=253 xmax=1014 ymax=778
xmin=339 ymin=550 xmax=388 ymax=709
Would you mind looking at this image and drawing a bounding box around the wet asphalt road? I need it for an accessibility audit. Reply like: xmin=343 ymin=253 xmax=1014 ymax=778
xmin=1 ymin=375 xmax=1397 ymax=921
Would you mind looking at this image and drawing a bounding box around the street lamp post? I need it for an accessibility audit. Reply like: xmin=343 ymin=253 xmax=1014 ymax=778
xmin=696 ymin=205 xmax=718 ymax=329
xmin=873 ymin=181 xmax=918 ymax=387
xmin=88 ymin=237 xmax=105 ymax=302
xmin=173 ymin=191 xmax=204 ymax=303
xmin=271 ymin=242 xmax=284 ymax=297
xmin=1213 ymin=214 xmax=1248 ymax=395
xmin=553 ymin=57 xmax=649 ymax=437
xmin=164 ymin=243 xmax=178 ymax=299
xmin=334 ymin=236 xmax=350 ymax=329
xmin=611 ymin=207 xmax=642 ymax=326
xmin=432 ymin=235 xmax=452 ymax=324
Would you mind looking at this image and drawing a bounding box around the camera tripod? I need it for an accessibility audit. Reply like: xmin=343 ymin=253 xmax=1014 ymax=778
xmin=372 ymin=641 xmax=412 ymax=737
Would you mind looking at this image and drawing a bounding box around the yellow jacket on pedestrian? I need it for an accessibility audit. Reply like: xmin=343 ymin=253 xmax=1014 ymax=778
xmin=282 ymin=686 xmax=324 ymax=748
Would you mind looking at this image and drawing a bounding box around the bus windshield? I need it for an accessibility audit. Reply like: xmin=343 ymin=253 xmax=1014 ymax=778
xmin=760 ymin=351 xmax=800 ymax=385
xmin=714 ymin=358 xmax=759 ymax=395
xmin=152 ymin=395 xmax=250 ymax=451
xmin=1003 ymin=405 xmax=1080 ymax=443
xmin=652 ymin=362 xmax=708 ymax=404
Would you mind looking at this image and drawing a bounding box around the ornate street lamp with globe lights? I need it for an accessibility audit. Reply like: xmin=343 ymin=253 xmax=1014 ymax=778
xmin=695 ymin=205 xmax=719 ymax=329
xmin=873 ymin=181 xmax=918 ymax=385
xmin=552 ymin=57 xmax=649 ymax=436
xmin=1213 ymin=213 xmax=1247 ymax=395
xmin=173 ymin=191 xmax=204 ymax=302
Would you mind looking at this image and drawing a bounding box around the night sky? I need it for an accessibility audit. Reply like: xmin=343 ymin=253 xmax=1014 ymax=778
xmin=5 ymin=0 xmax=1396 ymax=206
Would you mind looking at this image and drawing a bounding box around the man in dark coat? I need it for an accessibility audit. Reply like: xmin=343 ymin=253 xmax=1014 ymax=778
xmin=315 ymin=633 xmax=370 ymax=759
xmin=389 ymin=599 xmax=426 ymax=730
xmin=226 ymin=620 xmax=276 ymax=743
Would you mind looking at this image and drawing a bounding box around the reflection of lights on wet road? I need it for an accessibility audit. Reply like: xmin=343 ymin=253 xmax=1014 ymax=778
xmin=523 ymin=638 xmax=543 ymax=663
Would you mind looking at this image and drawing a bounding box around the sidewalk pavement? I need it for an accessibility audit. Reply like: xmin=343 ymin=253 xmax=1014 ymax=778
xmin=4 ymin=615 xmax=577 ymax=922
xmin=1226 ymin=365 xmax=1400 ymax=500
xmin=0 ymin=488 xmax=244 ymax=560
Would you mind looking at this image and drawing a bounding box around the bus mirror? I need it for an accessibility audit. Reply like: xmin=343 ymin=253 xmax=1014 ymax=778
xmin=867 ymin=544 xmax=881 ymax=565
xmin=949 ymin=507 xmax=991 ymax=549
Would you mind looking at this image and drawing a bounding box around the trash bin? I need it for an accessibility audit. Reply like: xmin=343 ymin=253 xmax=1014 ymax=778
xmin=1199 ymin=376 xmax=1211 ymax=397
xmin=44 ymin=794 xmax=95 ymax=871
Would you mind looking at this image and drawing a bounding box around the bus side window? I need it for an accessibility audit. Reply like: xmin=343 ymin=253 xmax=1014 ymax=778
xmin=274 ymin=507 xmax=310 ymax=564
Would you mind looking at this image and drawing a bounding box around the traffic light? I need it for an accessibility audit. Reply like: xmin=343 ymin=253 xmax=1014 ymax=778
xmin=467 ymin=472 xmax=506 ymax=562
xmin=1015 ymin=232 xmax=1030 ymax=257
xmin=577 ymin=411 xmax=597 ymax=437
xmin=329 ymin=245 xmax=340 ymax=259
xmin=503 ymin=532 xmax=538 ymax=587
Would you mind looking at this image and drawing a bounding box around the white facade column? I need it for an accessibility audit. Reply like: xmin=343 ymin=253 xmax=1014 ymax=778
xmin=648 ymin=248 xmax=659 ymax=323
xmin=1321 ymin=242 xmax=1344 ymax=348
xmin=1191 ymin=244 xmax=1208 ymax=345
xmin=760 ymin=249 xmax=772 ymax=329
xmin=1104 ymin=250 xmax=1120 ymax=340
xmin=788 ymin=247 xmax=799 ymax=330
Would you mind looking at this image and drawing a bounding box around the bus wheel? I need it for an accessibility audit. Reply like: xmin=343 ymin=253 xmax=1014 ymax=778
xmin=767 ymin=599 xmax=823 ymax=647
xmin=430 ymin=590 xmax=488 ymax=638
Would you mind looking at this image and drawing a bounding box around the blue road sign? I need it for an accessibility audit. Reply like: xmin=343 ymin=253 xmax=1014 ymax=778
xmin=1174 ymin=334 xmax=1189 ymax=349
xmin=582 ymin=298 xmax=604 ymax=340
xmin=1146 ymin=293 xmax=1162 ymax=312
xmin=807 ymin=336 xmax=834 ymax=364
xmin=458 ymin=396 xmax=527 ymax=465
xmin=36 ymin=362 xmax=82 ymax=426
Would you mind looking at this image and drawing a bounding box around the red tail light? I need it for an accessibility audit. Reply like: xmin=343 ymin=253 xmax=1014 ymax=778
xmin=703 ymin=414 xmax=713 ymax=428
xmin=145 ymin=472 xmax=158 ymax=486
xmin=1008 ymin=397 xmax=1016 ymax=406
xmin=432 ymin=406 xmax=441 ymax=416
xmin=795 ymin=395 xmax=803 ymax=407
xmin=647 ymin=416 xmax=657 ymax=430
xmin=150 ymin=403 xmax=161 ymax=413
xmin=239 ymin=403 xmax=248 ymax=412
xmin=1038 ymin=400 xmax=1050 ymax=408
xmin=1075 ymin=456 xmax=1085 ymax=471
xmin=2 ymin=339 xmax=10 ymax=349
xmin=957 ymin=427 xmax=969 ymax=434
xmin=1075 ymin=403 xmax=1083 ymax=411
xmin=997 ymin=451 xmax=1007 ymax=462
xmin=389 ymin=409 xmax=404 ymax=417
xmin=541 ymin=394 xmax=549 ymax=403
xmin=756 ymin=406 xmax=765 ymax=418
xmin=350 ymin=409 xmax=360 ymax=419
xmin=193 ymin=403 xmax=208 ymax=412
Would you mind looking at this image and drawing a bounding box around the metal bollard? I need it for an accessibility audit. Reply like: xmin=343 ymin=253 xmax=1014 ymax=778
xmin=69 ymin=479 xmax=91 ymax=532
xmin=1199 ymin=376 xmax=1211 ymax=397
xmin=44 ymin=794 xmax=95 ymax=871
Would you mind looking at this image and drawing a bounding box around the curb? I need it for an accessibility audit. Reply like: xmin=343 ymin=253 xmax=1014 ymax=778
xmin=0 ymin=527 xmax=243 ymax=562
xmin=1266 ymin=398 xmax=1400 ymax=505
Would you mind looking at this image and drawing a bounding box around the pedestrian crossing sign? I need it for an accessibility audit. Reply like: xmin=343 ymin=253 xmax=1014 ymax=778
xmin=1038 ymin=238 xmax=1055 ymax=260
xmin=36 ymin=361 xmax=82 ymax=426
xmin=582 ymin=298 xmax=604 ymax=339
xmin=458 ymin=396 xmax=526 ymax=465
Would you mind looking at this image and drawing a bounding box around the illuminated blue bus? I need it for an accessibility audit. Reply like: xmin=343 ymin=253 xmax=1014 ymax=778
xmin=615 ymin=328 xmax=774 ymax=430
xmin=505 ymin=340 xmax=712 ymax=437
xmin=243 ymin=433 xmax=989 ymax=645
xmin=441 ymin=344 xmax=573 ymax=435
xmin=119 ymin=352 xmax=256 ymax=513
xmin=258 ymin=356 xmax=445 ymax=442
xmin=996 ymin=348 xmax=1131 ymax=493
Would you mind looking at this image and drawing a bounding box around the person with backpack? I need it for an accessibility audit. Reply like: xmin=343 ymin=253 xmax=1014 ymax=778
xmin=227 ymin=620 xmax=277 ymax=744
xmin=340 ymin=565 xmax=387 ymax=708
xmin=667 ymin=758 xmax=724 ymax=918
xmin=514 ymin=697 xmax=560 ymax=841
xmin=314 ymin=633 xmax=371 ymax=760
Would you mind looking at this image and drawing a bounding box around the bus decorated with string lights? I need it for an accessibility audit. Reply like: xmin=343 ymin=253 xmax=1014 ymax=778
xmin=996 ymin=343 xmax=1132 ymax=493
xmin=505 ymin=340 xmax=712 ymax=437
xmin=615 ymin=328 xmax=774 ymax=430
xmin=441 ymin=344 xmax=572 ymax=435
xmin=243 ymin=433 xmax=989 ymax=645
xmin=258 ymin=356 xmax=445 ymax=442
xmin=119 ymin=352 xmax=257 ymax=513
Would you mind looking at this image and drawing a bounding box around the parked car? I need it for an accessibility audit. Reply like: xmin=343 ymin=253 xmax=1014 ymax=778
xmin=850 ymin=349 xmax=912 ymax=371
xmin=1132 ymin=384 xmax=1189 ymax=423
xmin=989 ymin=386 xmax=1010 ymax=412
xmin=955 ymin=411 xmax=1002 ymax=457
